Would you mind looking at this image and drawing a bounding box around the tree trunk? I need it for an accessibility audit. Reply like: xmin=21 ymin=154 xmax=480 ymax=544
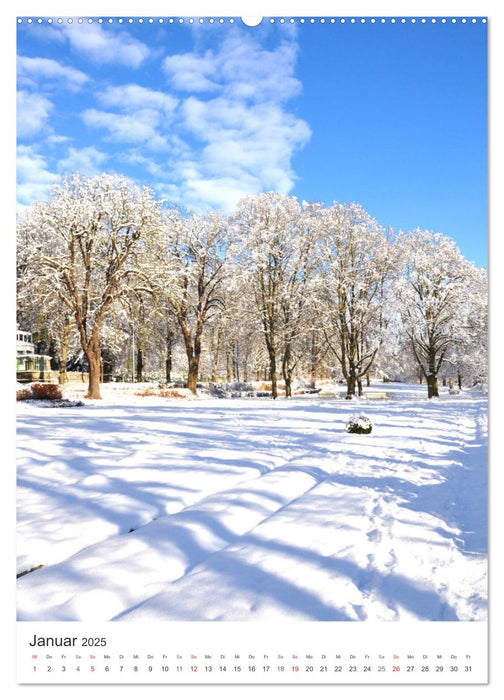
xmin=58 ymin=318 xmax=71 ymax=384
xmin=85 ymin=335 xmax=102 ymax=399
xmin=346 ymin=374 xmax=356 ymax=399
xmin=187 ymin=356 xmax=199 ymax=394
xmin=58 ymin=342 xmax=68 ymax=385
xmin=58 ymin=349 xmax=68 ymax=384
xmin=233 ymin=346 xmax=240 ymax=382
xmin=165 ymin=330 xmax=173 ymax=383
xmin=427 ymin=352 xmax=439 ymax=398
xmin=226 ymin=350 xmax=232 ymax=383
xmin=177 ymin=314 xmax=201 ymax=395
xmin=285 ymin=368 xmax=293 ymax=397
xmin=211 ymin=327 xmax=221 ymax=382
xmin=282 ymin=344 xmax=292 ymax=397
xmin=136 ymin=348 xmax=144 ymax=383
xmin=268 ymin=347 xmax=278 ymax=399
xmin=310 ymin=331 xmax=318 ymax=389
xmin=427 ymin=373 xmax=439 ymax=398
xmin=357 ymin=378 xmax=363 ymax=396
xmin=458 ymin=371 xmax=463 ymax=390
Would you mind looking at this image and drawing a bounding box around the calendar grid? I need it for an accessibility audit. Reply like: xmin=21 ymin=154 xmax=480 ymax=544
xmin=17 ymin=622 xmax=488 ymax=684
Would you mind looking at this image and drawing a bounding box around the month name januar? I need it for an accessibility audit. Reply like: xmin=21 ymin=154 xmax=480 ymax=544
xmin=29 ymin=635 xmax=77 ymax=647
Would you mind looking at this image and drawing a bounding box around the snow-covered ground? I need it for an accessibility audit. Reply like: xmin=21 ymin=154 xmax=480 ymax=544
xmin=16 ymin=382 xmax=487 ymax=623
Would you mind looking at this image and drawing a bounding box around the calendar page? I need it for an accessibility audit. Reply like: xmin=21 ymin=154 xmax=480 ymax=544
xmin=13 ymin=0 xmax=490 ymax=691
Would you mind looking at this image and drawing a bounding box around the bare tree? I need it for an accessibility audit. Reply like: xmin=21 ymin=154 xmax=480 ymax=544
xmin=315 ymin=202 xmax=393 ymax=398
xmin=445 ymin=266 xmax=488 ymax=388
xmin=158 ymin=208 xmax=229 ymax=394
xmin=395 ymin=229 xmax=480 ymax=398
xmin=17 ymin=173 xmax=161 ymax=398
xmin=233 ymin=192 xmax=316 ymax=399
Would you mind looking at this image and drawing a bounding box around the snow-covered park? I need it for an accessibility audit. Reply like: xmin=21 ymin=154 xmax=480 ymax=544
xmin=16 ymin=382 xmax=487 ymax=623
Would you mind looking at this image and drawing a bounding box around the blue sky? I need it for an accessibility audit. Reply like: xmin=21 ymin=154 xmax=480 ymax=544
xmin=16 ymin=16 xmax=487 ymax=266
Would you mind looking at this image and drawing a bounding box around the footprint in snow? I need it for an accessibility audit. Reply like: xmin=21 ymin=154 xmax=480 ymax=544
xmin=372 ymin=501 xmax=383 ymax=517
xmin=367 ymin=528 xmax=382 ymax=543
xmin=386 ymin=548 xmax=398 ymax=571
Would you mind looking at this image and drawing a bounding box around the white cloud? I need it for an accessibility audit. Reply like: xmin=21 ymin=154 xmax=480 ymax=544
xmin=220 ymin=35 xmax=302 ymax=103
xmin=160 ymin=30 xmax=311 ymax=211
xmin=82 ymin=84 xmax=179 ymax=153
xmin=17 ymin=145 xmax=59 ymax=207
xmin=57 ymin=146 xmax=108 ymax=175
xmin=97 ymin=84 xmax=178 ymax=115
xmin=46 ymin=134 xmax=71 ymax=145
xmin=17 ymin=90 xmax=52 ymax=138
xmin=182 ymin=97 xmax=311 ymax=189
xmin=163 ymin=33 xmax=302 ymax=103
xmin=17 ymin=55 xmax=89 ymax=91
xmin=180 ymin=173 xmax=264 ymax=213
xmin=83 ymin=108 xmax=170 ymax=151
xmin=121 ymin=151 xmax=177 ymax=179
xmin=22 ymin=27 xmax=312 ymax=214
xmin=62 ymin=23 xmax=150 ymax=68
xmin=163 ymin=52 xmax=220 ymax=92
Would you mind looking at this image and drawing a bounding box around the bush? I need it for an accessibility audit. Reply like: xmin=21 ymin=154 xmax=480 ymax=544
xmin=134 ymin=388 xmax=156 ymax=397
xmin=135 ymin=387 xmax=186 ymax=399
xmin=346 ymin=413 xmax=373 ymax=434
xmin=31 ymin=383 xmax=63 ymax=401
xmin=16 ymin=388 xmax=32 ymax=401
xmin=159 ymin=389 xmax=186 ymax=398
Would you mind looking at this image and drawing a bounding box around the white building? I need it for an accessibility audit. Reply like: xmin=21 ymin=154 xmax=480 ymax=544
xmin=16 ymin=327 xmax=54 ymax=382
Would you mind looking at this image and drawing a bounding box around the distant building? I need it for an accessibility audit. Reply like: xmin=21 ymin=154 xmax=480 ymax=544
xmin=16 ymin=327 xmax=54 ymax=382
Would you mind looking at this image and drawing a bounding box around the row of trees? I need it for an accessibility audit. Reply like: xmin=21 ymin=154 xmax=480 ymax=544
xmin=17 ymin=174 xmax=487 ymax=400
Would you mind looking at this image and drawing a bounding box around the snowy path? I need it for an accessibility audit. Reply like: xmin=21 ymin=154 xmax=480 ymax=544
xmin=16 ymin=387 xmax=487 ymax=622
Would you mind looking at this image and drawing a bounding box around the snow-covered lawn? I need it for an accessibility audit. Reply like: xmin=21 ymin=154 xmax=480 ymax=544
xmin=16 ymin=383 xmax=487 ymax=623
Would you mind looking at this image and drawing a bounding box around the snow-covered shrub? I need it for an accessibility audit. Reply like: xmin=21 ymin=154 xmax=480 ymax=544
xmin=31 ymin=383 xmax=63 ymax=401
xmin=40 ymin=399 xmax=85 ymax=408
xmin=346 ymin=413 xmax=373 ymax=434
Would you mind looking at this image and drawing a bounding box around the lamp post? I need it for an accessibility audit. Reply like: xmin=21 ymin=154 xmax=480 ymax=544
xmin=131 ymin=323 xmax=135 ymax=384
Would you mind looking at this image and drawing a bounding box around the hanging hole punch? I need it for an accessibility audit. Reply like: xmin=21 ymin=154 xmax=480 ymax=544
xmin=241 ymin=17 xmax=263 ymax=26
